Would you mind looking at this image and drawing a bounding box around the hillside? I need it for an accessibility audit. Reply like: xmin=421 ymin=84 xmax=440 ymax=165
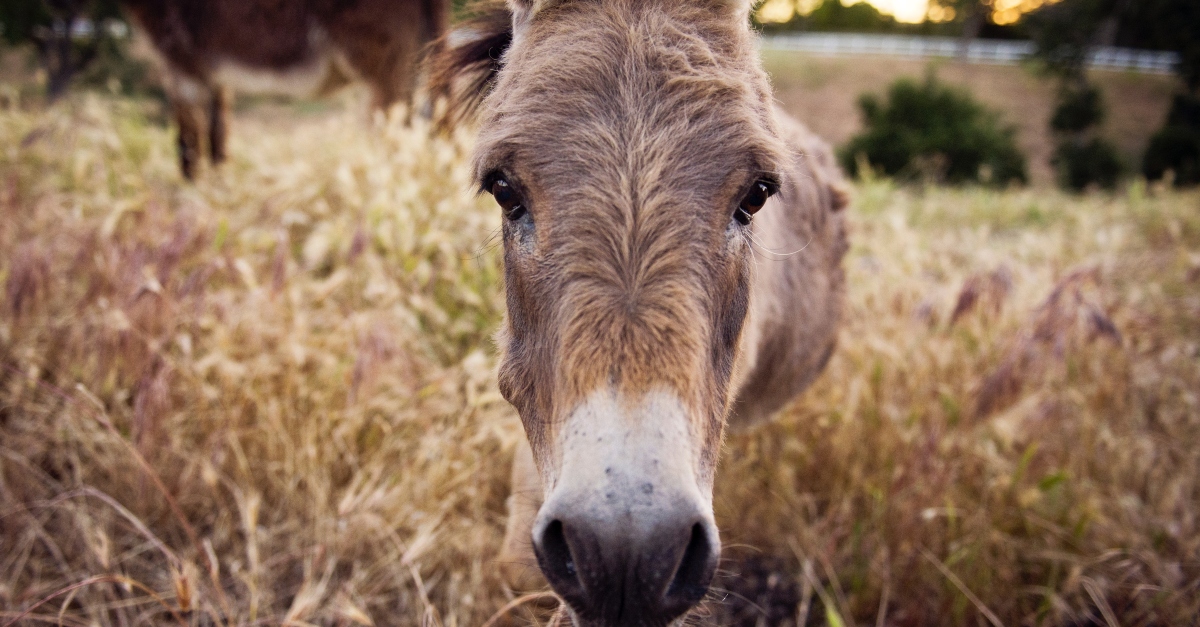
xmin=765 ymin=51 xmax=1180 ymax=186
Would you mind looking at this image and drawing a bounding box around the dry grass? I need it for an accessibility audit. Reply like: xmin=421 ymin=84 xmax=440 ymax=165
xmin=711 ymin=174 xmax=1200 ymax=626
xmin=0 ymin=94 xmax=1197 ymax=626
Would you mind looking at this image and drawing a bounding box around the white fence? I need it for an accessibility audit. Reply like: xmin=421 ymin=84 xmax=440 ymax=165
xmin=762 ymin=33 xmax=1181 ymax=74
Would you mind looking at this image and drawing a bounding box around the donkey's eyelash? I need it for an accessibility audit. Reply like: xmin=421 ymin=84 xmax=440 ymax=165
xmin=478 ymin=170 xmax=504 ymax=195
xmin=734 ymin=173 xmax=781 ymax=200
xmin=479 ymin=169 xmax=527 ymax=198
xmin=754 ymin=173 xmax=782 ymax=194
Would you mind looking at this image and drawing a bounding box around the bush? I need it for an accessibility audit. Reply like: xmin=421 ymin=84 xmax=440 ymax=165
xmin=1053 ymin=137 xmax=1123 ymax=191
xmin=1143 ymin=92 xmax=1200 ymax=187
xmin=1050 ymin=83 xmax=1104 ymax=134
xmin=1045 ymin=80 xmax=1123 ymax=191
xmin=840 ymin=75 xmax=1027 ymax=186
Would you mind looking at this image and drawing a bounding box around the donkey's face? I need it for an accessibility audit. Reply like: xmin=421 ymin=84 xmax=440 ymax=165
xmin=475 ymin=0 xmax=782 ymax=623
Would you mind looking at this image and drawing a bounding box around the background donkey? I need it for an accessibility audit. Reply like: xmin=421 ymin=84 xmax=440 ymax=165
xmin=430 ymin=1 xmax=849 ymax=624
xmin=122 ymin=0 xmax=448 ymax=179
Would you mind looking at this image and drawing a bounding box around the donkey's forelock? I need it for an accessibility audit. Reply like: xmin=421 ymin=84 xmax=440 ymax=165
xmin=472 ymin=0 xmax=791 ymax=188
xmin=428 ymin=0 xmax=767 ymax=131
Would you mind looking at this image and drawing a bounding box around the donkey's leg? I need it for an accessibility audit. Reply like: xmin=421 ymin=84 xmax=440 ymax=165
xmin=173 ymin=99 xmax=204 ymax=181
xmin=167 ymin=75 xmax=211 ymax=180
xmin=208 ymin=85 xmax=230 ymax=166
xmin=498 ymin=437 xmax=546 ymax=591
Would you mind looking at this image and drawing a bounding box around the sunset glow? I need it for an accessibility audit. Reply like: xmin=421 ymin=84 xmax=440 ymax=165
xmin=867 ymin=0 xmax=931 ymax=23
xmin=755 ymin=0 xmax=1062 ymax=25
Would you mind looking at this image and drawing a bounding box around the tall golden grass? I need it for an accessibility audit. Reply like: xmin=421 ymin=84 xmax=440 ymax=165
xmin=0 ymin=94 xmax=1197 ymax=626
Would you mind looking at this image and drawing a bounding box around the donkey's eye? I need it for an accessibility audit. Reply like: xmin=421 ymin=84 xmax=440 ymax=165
xmin=490 ymin=178 xmax=527 ymax=220
xmin=734 ymin=180 xmax=777 ymax=225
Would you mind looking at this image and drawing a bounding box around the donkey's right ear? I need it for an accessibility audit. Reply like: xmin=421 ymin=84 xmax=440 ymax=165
xmin=426 ymin=1 xmax=514 ymax=130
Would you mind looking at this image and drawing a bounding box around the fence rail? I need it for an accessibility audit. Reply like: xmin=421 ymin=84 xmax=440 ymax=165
xmin=762 ymin=33 xmax=1180 ymax=74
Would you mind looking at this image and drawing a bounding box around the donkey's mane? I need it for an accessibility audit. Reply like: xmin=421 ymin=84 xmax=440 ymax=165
xmin=427 ymin=1 xmax=514 ymax=129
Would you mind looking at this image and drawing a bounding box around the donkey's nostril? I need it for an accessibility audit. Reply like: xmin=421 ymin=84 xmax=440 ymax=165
xmin=664 ymin=523 xmax=717 ymax=612
xmin=541 ymin=520 xmax=575 ymax=578
xmin=535 ymin=520 xmax=586 ymax=602
xmin=533 ymin=507 xmax=719 ymax=624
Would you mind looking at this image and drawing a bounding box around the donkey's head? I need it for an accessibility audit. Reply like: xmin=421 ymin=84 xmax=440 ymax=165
xmin=435 ymin=1 xmax=787 ymax=623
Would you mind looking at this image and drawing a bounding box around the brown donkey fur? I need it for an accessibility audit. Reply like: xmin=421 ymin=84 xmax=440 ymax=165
xmin=122 ymin=0 xmax=448 ymax=179
xmin=432 ymin=1 xmax=848 ymax=623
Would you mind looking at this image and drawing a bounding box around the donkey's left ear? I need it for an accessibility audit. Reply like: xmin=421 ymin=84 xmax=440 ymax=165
xmin=426 ymin=1 xmax=514 ymax=129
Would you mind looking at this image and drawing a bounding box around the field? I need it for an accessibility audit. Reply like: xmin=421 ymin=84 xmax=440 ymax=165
xmin=1 ymin=87 xmax=1198 ymax=626
xmin=763 ymin=52 xmax=1179 ymax=186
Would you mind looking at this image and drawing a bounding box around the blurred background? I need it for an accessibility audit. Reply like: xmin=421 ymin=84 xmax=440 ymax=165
xmin=1 ymin=1 xmax=1197 ymax=627
xmin=2 ymin=0 xmax=1198 ymax=189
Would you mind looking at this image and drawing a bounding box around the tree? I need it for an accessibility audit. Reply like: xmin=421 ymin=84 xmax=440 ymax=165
xmin=0 ymin=0 xmax=123 ymax=100
xmin=1143 ymin=93 xmax=1200 ymax=187
xmin=925 ymin=0 xmax=988 ymax=57
xmin=1023 ymin=0 xmax=1129 ymax=190
xmin=1117 ymin=0 xmax=1200 ymax=186
xmin=1023 ymin=0 xmax=1200 ymax=187
xmin=1114 ymin=0 xmax=1200 ymax=91
xmin=1025 ymin=0 xmax=1128 ymax=82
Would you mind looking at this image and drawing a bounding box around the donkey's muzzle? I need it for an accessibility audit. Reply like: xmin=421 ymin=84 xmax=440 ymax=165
xmin=532 ymin=503 xmax=719 ymax=626
xmin=530 ymin=389 xmax=719 ymax=624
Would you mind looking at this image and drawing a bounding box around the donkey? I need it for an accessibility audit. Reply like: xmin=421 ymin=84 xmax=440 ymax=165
xmin=431 ymin=0 xmax=848 ymax=624
xmin=121 ymin=0 xmax=448 ymax=179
